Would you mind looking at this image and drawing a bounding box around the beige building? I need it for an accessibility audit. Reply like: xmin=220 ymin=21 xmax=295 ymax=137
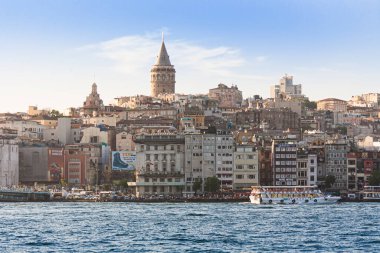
xmin=134 ymin=133 xmax=185 ymax=197
xmin=30 ymin=115 xmax=58 ymax=128
xmin=114 ymin=95 xmax=153 ymax=109
xmin=126 ymin=107 xmax=177 ymax=121
xmin=28 ymin=106 xmax=49 ymax=116
xmin=150 ymin=37 xmax=176 ymax=97
xmin=209 ymin=83 xmax=243 ymax=108
xmin=317 ymin=98 xmax=347 ymax=112
xmin=116 ymin=131 xmax=135 ymax=151
xmin=80 ymin=126 xmax=115 ymax=149
xmin=82 ymin=115 xmax=118 ymax=127
xmin=233 ymin=145 xmax=259 ymax=190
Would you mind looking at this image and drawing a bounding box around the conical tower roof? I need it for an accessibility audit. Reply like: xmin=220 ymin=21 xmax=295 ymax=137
xmin=155 ymin=39 xmax=172 ymax=66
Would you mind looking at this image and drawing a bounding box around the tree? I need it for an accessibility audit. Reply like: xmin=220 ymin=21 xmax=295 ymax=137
xmin=193 ymin=180 xmax=202 ymax=194
xmin=204 ymin=177 xmax=220 ymax=193
xmin=117 ymin=179 xmax=129 ymax=193
xmin=334 ymin=126 xmax=347 ymax=135
xmin=324 ymin=175 xmax=336 ymax=189
xmin=303 ymin=100 xmax=317 ymax=110
xmin=50 ymin=109 xmax=63 ymax=118
xmin=368 ymin=171 xmax=380 ymax=186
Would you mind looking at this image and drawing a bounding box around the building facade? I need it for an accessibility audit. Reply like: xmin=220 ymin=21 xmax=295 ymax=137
xmin=0 ymin=139 xmax=19 ymax=187
xmin=134 ymin=134 xmax=185 ymax=197
xmin=208 ymin=83 xmax=243 ymax=108
xmin=325 ymin=140 xmax=348 ymax=191
xmin=317 ymin=98 xmax=347 ymax=112
xmin=272 ymin=139 xmax=298 ymax=186
xmin=233 ymin=145 xmax=259 ymax=190
xmin=19 ymin=146 xmax=49 ymax=183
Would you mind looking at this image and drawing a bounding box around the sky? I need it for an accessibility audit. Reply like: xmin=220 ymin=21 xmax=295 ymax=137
xmin=0 ymin=0 xmax=379 ymax=112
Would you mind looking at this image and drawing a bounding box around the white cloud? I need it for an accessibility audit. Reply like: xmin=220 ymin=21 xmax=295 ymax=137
xmin=78 ymin=32 xmax=270 ymax=95
xmin=80 ymin=33 xmax=246 ymax=76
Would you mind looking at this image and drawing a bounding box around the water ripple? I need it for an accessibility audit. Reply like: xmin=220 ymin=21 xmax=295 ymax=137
xmin=0 ymin=202 xmax=380 ymax=252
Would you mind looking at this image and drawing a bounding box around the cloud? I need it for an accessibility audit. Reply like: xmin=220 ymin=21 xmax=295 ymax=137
xmin=80 ymin=33 xmax=247 ymax=77
xmin=77 ymin=32 xmax=272 ymax=98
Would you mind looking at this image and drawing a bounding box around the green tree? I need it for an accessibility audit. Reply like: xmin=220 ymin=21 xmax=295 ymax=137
xmin=324 ymin=175 xmax=336 ymax=189
xmin=303 ymin=100 xmax=317 ymax=110
xmin=204 ymin=177 xmax=220 ymax=193
xmin=368 ymin=170 xmax=380 ymax=186
xmin=193 ymin=180 xmax=202 ymax=194
xmin=50 ymin=109 xmax=63 ymax=118
xmin=117 ymin=179 xmax=129 ymax=193
xmin=334 ymin=126 xmax=347 ymax=135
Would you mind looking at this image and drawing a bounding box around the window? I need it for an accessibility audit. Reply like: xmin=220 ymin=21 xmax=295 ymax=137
xmin=90 ymin=136 xmax=98 ymax=143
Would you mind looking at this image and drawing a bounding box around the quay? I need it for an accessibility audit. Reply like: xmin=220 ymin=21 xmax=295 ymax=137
xmin=0 ymin=190 xmax=51 ymax=202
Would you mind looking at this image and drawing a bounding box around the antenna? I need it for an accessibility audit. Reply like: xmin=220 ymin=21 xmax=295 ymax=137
xmin=162 ymin=32 xmax=164 ymax=42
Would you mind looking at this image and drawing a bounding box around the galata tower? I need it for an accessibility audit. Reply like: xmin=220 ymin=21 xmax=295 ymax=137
xmin=150 ymin=35 xmax=176 ymax=97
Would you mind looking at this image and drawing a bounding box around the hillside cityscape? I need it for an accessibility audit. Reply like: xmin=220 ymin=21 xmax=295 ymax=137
xmin=1 ymin=38 xmax=380 ymax=197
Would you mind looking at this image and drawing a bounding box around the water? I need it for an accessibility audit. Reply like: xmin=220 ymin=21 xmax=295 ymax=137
xmin=0 ymin=202 xmax=379 ymax=252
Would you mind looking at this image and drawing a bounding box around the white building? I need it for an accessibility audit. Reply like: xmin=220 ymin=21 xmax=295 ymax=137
xmin=0 ymin=120 xmax=46 ymax=140
xmin=80 ymin=126 xmax=109 ymax=144
xmin=308 ymin=154 xmax=318 ymax=186
xmin=357 ymin=136 xmax=380 ymax=151
xmin=184 ymin=133 xmax=234 ymax=194
xmin=348 ymin=93 xmax=380 ymax=108
xmin=233 ymin=145 xmax=259 ymax=190
xmin=43 ymin=118 xmax=81 ymax=145
xmin=0 ymin=139 xmax=19 ymax=187
xmin=270 ymin=74 xmax=303 ymax=99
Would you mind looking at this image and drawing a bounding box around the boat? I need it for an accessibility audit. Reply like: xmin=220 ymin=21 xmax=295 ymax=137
xmin=362 ymin=186 xmax=380 ymax=201
xmin=249 ymin=186 xmax=340 ymax=204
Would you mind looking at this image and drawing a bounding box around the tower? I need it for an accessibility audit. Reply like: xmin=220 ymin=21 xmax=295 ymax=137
xmin=82 ymin=82 xmax=104 ymax=116
xmin=150 ymin=34 xmax=176 ymax=97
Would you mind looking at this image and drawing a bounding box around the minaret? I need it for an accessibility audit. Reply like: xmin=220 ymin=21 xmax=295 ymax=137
xmin=150 ymin=33 xmax=176 ymax=97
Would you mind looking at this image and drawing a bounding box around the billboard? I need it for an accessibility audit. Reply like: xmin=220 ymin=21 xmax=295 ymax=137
xmin=112 ymin=151 xmax=136 ymax=170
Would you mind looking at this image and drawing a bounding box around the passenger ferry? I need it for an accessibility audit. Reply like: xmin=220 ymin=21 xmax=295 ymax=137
xmin=249 ymin=186 xmax=340 ymax=204
xmin=362 ymin=186 xmax=380 ymax=201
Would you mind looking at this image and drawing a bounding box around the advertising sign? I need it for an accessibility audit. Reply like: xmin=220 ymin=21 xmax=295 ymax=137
xmin=112 ymin=151 xmax=136 ymax=170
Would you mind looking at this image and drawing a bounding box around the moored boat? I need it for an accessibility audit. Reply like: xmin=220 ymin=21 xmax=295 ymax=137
xmin=362 ymin=186 xmax=380 ymax=201
xmin=249 ymin=186 xmax=340 ymax=204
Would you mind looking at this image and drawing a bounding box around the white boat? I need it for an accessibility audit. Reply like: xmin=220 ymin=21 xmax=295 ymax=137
xmin=362 ymin=186 xmax=380 ymax=201
xmin=249 ymin=186 xmax=340 ymax=204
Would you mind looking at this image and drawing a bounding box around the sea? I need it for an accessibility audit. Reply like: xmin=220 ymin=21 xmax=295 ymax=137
xmin=0 ymin=202 xmax=379 ymax=252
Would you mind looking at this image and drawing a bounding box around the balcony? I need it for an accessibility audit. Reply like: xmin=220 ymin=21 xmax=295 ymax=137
xmin=134 ymin=134 xmax=185 ymax=144
xmin=136 ymin=171 xmax=185 ymax=177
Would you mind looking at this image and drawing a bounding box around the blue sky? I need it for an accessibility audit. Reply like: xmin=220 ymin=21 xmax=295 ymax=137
xmin=0 ymin=0 xmax=379 ymax=112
